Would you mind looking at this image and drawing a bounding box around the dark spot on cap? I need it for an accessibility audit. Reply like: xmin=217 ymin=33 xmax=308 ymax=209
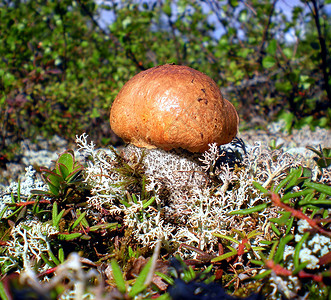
xmin=197 ymin=97 xmax=208 ymax=104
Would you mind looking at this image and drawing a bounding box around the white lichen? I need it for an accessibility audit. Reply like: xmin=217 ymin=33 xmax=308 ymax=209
xmin=0 ymin=166 xmax=47 ymax=219
xmin=5 ymin=219 xmax=58 ymax=271
xmin=292 ymin=219 xmax=331 ymax=269
xmin=74 ymin=133 xmax=307 ymax=256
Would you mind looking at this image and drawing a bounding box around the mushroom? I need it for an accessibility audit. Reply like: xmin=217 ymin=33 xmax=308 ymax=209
xmin=110 ymin=64 xmax=239 ymax=153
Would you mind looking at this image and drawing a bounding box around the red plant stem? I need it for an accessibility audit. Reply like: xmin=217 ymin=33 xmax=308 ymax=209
xmin=38 ymin=266 xmax=57 ymax=277
xmin=11 ymin=200 xmax=51 ymax=206
xmin=266 ymin=260 xmax=324 ymax=282
xmin=298 ymin=270 xmax=323 ymax=282
xmin=270 ymin=193 xmax=331 ymax=238
xmin=237 ymin=238 xmax=248 ymax=256
xmin=265 ymin=260 xmax=292 ymax=276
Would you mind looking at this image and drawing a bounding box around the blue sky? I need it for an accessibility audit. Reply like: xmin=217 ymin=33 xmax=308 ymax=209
xmin=96 ymin=0 xmax=331 ymax=42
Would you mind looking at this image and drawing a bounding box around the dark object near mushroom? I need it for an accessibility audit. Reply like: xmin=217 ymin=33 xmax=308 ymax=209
xmin=167 ymin=258 xmax=264 ymax=300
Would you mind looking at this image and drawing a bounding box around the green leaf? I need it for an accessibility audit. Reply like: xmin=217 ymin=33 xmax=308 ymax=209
xmin=47 ymin=182 xmax=60 ymax=196
xmin=0 ymin=206 xmax=8 ymax=219
xmin=212 ymin=233 xmax=240 ymax=244
xmin=270 ymin=211 xmax=292 ymax=226
xmin=252 ymin=246 xmax=266 ymax=251
xmin=42 ymin=169 xmax=62 ymax=184
xmin=299 ymin=193 xmax=330 ymax=207
xmin=48 ymin=249 xmax=60 ymax=266
xmin=250 ymin=259 xmax=264 ymax=266
xmin=322 ymin=147 xmax=331 ymax=157
xmin=294 ymin=232 xmax=309 ymax=269
xmin=247 ymin=230 xmax=263 ymax=239
xmin=274 ymin=170 xmax=295 ymax=193
xmin=282 ymin=189 xmax=314 ymax=201
xmin=58 ymin=248 xmax=65 ymax=263
xmin=251 ymin=269 xmax=272 ymax=280
xmin=0 ymin=281 xmax=9 ymax=300
xmin=54 ymin=209 xmax=66 ymax=229
xmin=77 ymin=210 xmax=89 ymax=228
xmin=41 ymin=253 xmax=56 ymax=268
xmin=211 ymin=250 xmax=237 ymax=263
xmin=253 ymin=182 xmax=269 ymax=194
xmin=132 ymin=194 xmax=138 ymax=204
xmin=259 ymin=240 xmax=273 ymax=245
xmin=66 ymin=167 xmax=84 ymax=183
xmin=154 ymin=293 xmax=172 ymax=300
xmin=52 ymin=202 xmax=58 ymax=226
xmin=274 ymin=235 xmax=294 ymax=263
xmin=306 ymin=146 xmax=323 ymax=157
xmin=229 ymin=202 xmax=269 ymax=215
xmin=119 ymin=199 xmax=131 ymax=208
xmin=30 ymin=189 xmax=51 ymax=196
xmin=52 ymin=203 xmax=65 ymax=230
xmin=267 ymin=39 xmax=277 ymax=56
xmin=155 ymin=271 xmax=174 ymax=285
xmin=43 ymin=171 xmax=63 ymax=195
xmin=89 ymin=222 xmax=119 ymax=231
xmin=129 ymin=258 xmax=153 ymax=297
xmin=285 ymin=216 xmax=294 ymax=235
xmin=163 ymin=3 xmax=171 ymax=17
xmin=293 ymin=262 xmax=309 ymax=275
xmin=111 ymin=259 xmax=126 ymax=294
xmin=69 ymin=211 xmax=87 ymax=231
xmin=284 ymin=167 xmax=303 ymax=191
xmin=58 ymin=232 xmax=82 ymax=240
xmin=283 ymin=48 xmax=292 ymax=59
xmin=298 ymin=191 xmax=315 ymax=206
xmin=57 ymin=151 xmax=75 ymax=173
xmin=316 ymin=157 xmax=331 ymax=168
xmin=57 ymin=163 xmax=69 ymax=179
xmin=304 ymin=181 xmax=331 ymax=196
xmin=270 ymin=222 xmax=281 ymax=236
xmin=262 ymin=56 xmax=276 ymax=68
xmin=4 ymin=206 xmax=24 ymax=219
xmin=142 ymin=196 xmax=156 ymax=209
xmin=268 ymin=240 xmax=279 ymax=260
xmin=229 ymin=0 xmax=239 ymax=7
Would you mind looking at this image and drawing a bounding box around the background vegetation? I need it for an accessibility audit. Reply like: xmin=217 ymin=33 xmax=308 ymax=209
xmin=1 ymin=0 xmax=330 ymax=154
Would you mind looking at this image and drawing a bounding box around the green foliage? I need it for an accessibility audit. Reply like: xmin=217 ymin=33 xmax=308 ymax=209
xmin=307 ymin=145 xmax=331 ymax=169
xmin=226 ymin=163 xmax=331 ymax=297
xmin=211 ymin=230 xmax=265 ymax=263
xmin=0 ymin=149 xmax=119 ymax=276
xmin=162 ymin=256 xmax=215 ymax=285
xmin=1 ymin=0 xmax=330 ymax=157
xmin=109 ymin=242 xmax=162 ymax=299
xmin=32 ymin=150 xmax=84 ymax=199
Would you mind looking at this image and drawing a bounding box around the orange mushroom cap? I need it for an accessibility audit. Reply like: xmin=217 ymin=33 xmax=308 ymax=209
xmin=110 ymin=64 xmax=239 ymax=153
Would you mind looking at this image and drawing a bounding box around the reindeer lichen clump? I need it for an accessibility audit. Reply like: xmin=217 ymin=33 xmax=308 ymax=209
xmin=76 ymin=133 xmax=306 ymax=252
